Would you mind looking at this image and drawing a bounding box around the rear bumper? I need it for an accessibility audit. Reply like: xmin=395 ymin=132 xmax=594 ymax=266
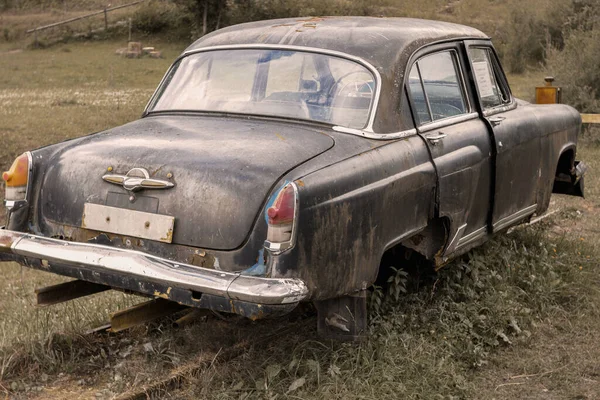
xmin=0 ymin=229 xmax=308 ymax=319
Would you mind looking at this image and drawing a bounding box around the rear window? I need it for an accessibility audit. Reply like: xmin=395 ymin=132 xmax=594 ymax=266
xmin=149 ymin=49 xmax=377 ymax=129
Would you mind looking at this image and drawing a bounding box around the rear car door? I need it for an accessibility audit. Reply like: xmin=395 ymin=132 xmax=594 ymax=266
xmin=407 ymin=46 xmax=493 ymax=258
xmin=465 ymin=42 xmax=542 ymax=232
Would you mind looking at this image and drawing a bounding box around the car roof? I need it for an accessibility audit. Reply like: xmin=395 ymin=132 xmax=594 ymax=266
xmin=186 ymin=17 xmax=488 ymax=70
xmin=183 ymin=17 xmax=490 ymax=134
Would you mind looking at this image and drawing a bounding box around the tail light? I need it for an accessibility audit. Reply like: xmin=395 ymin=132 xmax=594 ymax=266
xmin=265 ymin=183 xmax=298 ymax=253
xmin=2 ymin=153 xmax=31 ymax=202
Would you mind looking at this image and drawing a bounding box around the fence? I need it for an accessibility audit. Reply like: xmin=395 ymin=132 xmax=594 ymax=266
xmin=26 ymin=0 xmax=146 ymax=41
xmin=581 ymin=114 xmax=600 ymax=124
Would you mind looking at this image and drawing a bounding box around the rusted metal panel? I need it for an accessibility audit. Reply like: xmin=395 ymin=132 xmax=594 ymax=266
xmin=36 ymin=280 xmax=110 ymax=306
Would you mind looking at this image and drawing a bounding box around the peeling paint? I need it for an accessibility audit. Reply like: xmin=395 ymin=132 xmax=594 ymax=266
xmin=241 ymin=248 xmax=267 ymax=276
xmin=153 ymin=289 xmax=170 ymax=300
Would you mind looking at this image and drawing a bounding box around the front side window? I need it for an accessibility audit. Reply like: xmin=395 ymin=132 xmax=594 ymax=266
xmin=468 ymin=47 xmax=511 ymax=109
xmin=407 ymin=50 xmax=467 ymax=125
xmin=149 ymin=49 xmax=376 ymax=129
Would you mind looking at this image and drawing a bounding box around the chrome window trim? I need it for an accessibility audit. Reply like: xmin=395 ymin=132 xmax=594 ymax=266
xmin=417 ymin=112 xmax=479 ymax=134
xmin=332 ymin=126 xmax=417 ymax=140
xmin=144 ymin=44 xmax=383 ymax=133
xmin=482 ymin=101 xmax=517 ymax=117
xmin=466 ymin=45 xmax=515 ymax=116
xmin=406 ymin=48 xmax=473 ymax=129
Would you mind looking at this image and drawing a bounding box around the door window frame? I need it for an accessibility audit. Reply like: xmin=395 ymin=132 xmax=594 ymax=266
xmin=405 ymin=43 xmax=477 ymax=133
xmin=464 ymin=41 xmax=516 ymax=117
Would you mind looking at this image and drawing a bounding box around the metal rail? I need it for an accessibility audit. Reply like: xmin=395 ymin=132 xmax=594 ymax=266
xmin=26 ymin=0 xmax=145 ymax=34
xmin=114 ymin=315 xmax=314 ymax=400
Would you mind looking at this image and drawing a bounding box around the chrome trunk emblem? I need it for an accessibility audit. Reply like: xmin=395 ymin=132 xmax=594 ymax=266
xmin=102 ymin=168 xmax=174 ymax=192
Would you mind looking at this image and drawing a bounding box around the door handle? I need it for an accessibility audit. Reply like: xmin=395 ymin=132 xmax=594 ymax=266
xmin=426 ymin=133 xmax=447 ymax=145
xmin=489 ymin=116 xmax=505 ymax=127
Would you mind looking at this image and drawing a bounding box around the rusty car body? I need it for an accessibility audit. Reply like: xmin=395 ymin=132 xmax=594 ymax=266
xmin=0 ymin=17 xmax=586 ymax=339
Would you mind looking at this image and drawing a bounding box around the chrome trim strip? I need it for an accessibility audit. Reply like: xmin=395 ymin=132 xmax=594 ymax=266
xmin=483 ymin=101 xmax=517 ymax=118
xmin=443 ymin=223 xmax=467 ymax=256
xmin=332 ymin=126 xmax=417 ymax=140
xmin=102 ymin=167 xmax=175 ymax=192
xmin=493 ymin=204 xmax=538 ymax=232
xmin=456 ymin=226 xmax=487 ymax=249
xmin=145 ymin=44 xmax=383 ymax=133
xmin=417 ymin=112 xmax=479 ymax=134
xmin=0 ymin=229 xmax=308 ymax=305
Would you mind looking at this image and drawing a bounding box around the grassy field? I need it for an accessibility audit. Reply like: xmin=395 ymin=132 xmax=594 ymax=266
xmin=0 ymin=33 xmax=599 ymax=400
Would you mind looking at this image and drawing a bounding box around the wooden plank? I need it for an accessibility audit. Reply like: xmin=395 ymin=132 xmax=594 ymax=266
xmin=110 ymin=299 xmax=187 ymax=332
xmin=581 ymin=114 xmax=600 ymax=124
xmin=36 ymin=280 xmax=110 ymax=306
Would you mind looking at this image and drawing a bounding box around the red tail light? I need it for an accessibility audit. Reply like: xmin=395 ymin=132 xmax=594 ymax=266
xmin=265 ymin=183 xmax=298 ymax=253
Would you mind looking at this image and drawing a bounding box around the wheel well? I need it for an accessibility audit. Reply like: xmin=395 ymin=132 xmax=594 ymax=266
xmin=375 ymin=218 xmax=447 ymax=287
xmin=375 ymin=243 xmax=435 ymax=288
xmin=556 ymin=149 xmax=575 ymax=177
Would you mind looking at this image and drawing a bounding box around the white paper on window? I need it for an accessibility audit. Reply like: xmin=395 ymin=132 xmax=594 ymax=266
xmin=472 ymin=61 xmax=495 ymax=98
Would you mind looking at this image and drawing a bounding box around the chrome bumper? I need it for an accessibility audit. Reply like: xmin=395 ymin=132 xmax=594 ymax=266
xmin=0 ymin=229 xmax=308 ymax=311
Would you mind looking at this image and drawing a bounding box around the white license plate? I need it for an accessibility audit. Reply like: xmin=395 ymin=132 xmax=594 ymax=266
xmin=82 ymin=203 xmax=174 ymax=243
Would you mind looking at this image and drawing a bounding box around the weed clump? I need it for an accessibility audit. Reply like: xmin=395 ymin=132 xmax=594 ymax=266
xmin=185 ymin=222 xmax=596 ymax=399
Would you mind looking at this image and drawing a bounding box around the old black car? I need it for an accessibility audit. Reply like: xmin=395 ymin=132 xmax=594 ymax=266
xmin=0 ymin=17 xmax=586 ymax=339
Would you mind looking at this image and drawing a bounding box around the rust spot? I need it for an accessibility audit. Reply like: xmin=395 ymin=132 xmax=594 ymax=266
xmin=153 ymin=288 xmax=171 ymax=300
xmin=271 ymin=23 xmax=296 ymax=28
xmin=0 ymin=230 xmax=21 ymax=251
xmin=410 ymin=234 xmax=424 ymax=246
xmin=160 ymin=228 xmax=173 ymax=243
xmin=297 ymin=17 xmax=326 ymax=23
xmin=295 ymin=179 xmax=305 ymax=187
xmin=275 ymin=133 xmax=286 ymax=141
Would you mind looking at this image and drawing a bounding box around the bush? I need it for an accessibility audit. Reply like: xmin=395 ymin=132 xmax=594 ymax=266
xmin=495 ymin=2 xmax=569 ymax=74
xmin=545 ymin=29 xmax=600 ymax=113
xmin=131 ymin=0 xmax=191 ymax=39
xmin=545 ymin=0 xmax=600 ymax=113
xmin=226 ymin=0 xmax=394 ymax=25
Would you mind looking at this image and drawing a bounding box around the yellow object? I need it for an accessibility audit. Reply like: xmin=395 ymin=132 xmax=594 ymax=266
xmin=581 ymin=114 xmax=600 ymax=124
xmin=535 ymin=77 xmax=561 ymax=104
xmin=2 ymin=153 xmax=29 ymax=187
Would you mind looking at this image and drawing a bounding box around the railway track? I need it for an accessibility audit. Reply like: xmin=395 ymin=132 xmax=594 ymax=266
xmin=112 ymin=314 xmax=314 ymax=400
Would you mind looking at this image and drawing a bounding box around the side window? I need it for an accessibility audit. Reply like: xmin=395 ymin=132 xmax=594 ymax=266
xmin=468 ymin=47 xmax=510 ymax=109
xmin=407 ymin=50 xmax=468 ymax=125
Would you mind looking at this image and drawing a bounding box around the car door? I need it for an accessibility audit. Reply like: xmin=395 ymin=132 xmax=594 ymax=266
xmin=464 ymin=41 xmax=542 ymax=232
xmin=406 ymin=46 xmax=494 ymax=259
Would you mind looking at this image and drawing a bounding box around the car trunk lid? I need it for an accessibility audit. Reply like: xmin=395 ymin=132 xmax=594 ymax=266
xmin=37 ymin=115 xmax=334 ymax=250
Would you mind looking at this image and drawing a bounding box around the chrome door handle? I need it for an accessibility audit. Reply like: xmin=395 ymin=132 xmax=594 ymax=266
xmin=426 ymin=133 xmax=447 ymax=145
xmin=489 ymin=116 xmax=505 ymax=127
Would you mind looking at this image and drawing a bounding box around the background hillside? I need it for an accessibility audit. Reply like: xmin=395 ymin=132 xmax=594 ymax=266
xmin=1 ymin=0 xmax=598 ymax=111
